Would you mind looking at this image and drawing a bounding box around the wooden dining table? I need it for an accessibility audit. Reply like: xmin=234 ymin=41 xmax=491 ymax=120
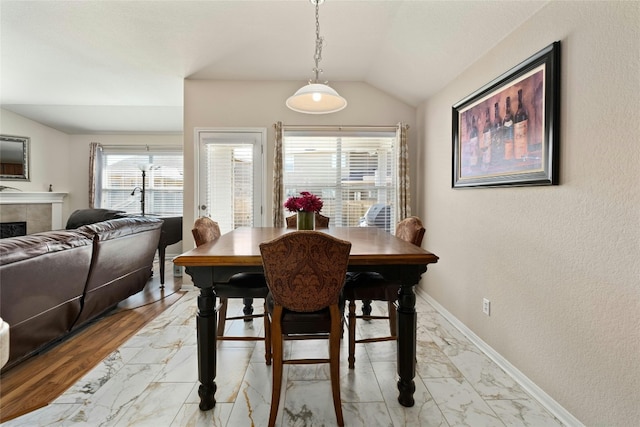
xmin=173 ymin=226 xmax=439 ymax=411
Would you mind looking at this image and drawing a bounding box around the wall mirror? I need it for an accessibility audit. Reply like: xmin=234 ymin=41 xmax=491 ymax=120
xmin=0 ymin=135 xmax=30 ymax=181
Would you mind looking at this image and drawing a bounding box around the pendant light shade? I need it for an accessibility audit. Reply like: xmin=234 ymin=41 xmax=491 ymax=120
xmin=286 ymin=0 xmax=347 ymax=114
xmin=286 ymin=83 xmax=347 ymax=114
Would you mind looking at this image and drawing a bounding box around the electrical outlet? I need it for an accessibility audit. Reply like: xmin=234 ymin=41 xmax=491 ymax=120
xmin=173 ymin=264 xmax=183 ymax=277
xmin=482 ymin=298 xmax=491 ymax=316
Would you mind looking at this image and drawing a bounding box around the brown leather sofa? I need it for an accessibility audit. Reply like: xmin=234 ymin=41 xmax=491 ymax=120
xmin=0 ymin=216 xmax=163 ymax=370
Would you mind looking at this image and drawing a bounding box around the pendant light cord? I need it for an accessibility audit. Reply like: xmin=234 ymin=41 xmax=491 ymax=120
xmin=312 ymin=0 xmax=325 ymax=84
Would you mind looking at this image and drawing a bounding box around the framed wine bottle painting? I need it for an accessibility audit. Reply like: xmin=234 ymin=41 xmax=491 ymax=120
xmin=452 ymin=41 xmax=560 ymax=188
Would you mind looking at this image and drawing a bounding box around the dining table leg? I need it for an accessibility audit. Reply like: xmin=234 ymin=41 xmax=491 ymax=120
xmin=396 ymin=283 xmax=417 ymax=407
xmin=186 ymin=267 xmax=218 ymax=411
xmin=394 ymin=264 xmax=427 ymax=407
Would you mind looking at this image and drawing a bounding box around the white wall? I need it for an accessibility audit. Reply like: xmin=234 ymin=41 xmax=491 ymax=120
xmin=0 ymin=108 xmax=70 ymax=197
xmin=418 ymin=2 xmax=639 ymax=426
xmin=183 ymin=80 xmax=417 ymax=248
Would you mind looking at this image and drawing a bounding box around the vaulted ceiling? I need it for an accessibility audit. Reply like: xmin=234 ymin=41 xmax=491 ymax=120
xmin=0 ymin=0 xmax=548 ymax=134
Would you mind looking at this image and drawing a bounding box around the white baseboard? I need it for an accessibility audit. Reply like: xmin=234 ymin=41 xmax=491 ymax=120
xmin=416 ymin=288 xmax=584 ymax=427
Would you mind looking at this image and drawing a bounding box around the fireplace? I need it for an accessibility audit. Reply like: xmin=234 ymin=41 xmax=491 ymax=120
xmin=0 ymin=221 xmax=27 ymax=238
xmin=0 ymin=192 xmax=67 ymax=232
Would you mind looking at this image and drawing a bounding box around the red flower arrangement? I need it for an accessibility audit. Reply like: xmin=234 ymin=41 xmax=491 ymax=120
xmin=284 ymin=191 xmax=323 ymax=213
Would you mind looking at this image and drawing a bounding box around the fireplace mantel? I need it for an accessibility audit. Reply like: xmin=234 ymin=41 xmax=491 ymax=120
xmin=0 ymin=192 xmax=68 ymax=230
xmin=0 ymin=192 xmax=67 ymax=204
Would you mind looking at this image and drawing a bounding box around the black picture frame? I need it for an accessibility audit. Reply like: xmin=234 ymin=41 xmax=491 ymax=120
xmin=452 ymin=41 xmax=560 ymax=188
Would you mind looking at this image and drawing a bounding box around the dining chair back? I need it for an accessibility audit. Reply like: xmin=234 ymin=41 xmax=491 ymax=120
xmin=192 ymin=216 xmax=221 ymax=245
xmin=395 ymin=216 xmax=426 ymax=246
xmin=260 ymin=231 xmax=351 ymax=427
xmin=343 ymin=215 xmax=426 ymax=369
xmin=191 ymin=217 xmax=271 ymax=364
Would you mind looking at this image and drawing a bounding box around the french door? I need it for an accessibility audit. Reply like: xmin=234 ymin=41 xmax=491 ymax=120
xmin=197 ymin=129 xmax=265 ymax=233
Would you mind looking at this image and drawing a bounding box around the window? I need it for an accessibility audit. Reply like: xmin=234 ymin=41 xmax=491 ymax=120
xmin=197 ymin=129 xmax=264 ymax=234
xmin=283 ymin=129 xmax=398 ymax=231
xmin=97 ymin=146 xmax=183 ymax=215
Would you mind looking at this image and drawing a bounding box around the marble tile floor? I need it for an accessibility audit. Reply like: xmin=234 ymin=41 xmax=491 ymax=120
xmin=2 ymin=284 xmax=564 ymax=427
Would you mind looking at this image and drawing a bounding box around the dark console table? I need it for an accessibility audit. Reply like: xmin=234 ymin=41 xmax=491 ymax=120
xmin=156 ymin=216 xmax=183 ymax=285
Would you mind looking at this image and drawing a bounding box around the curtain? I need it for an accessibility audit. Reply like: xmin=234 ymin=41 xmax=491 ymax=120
xmin=272 ymin=121 xmax=284 ymax=227
xmin=397 ymin=123 xmax=411 ymax=219
xmin=88 ymin=142 xmax=102 ymax=208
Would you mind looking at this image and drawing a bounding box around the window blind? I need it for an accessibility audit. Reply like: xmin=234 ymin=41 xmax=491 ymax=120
xmin=204 ymin=143 xmax=254 ymax=232
xmin=98 ymin=145 xmax=183 ymax=215
xmin=283 ymin=130 xmax=397 ymax=230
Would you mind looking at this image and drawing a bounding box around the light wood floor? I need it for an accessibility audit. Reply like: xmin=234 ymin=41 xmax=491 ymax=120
xmin=0 ymin=262 xmax=187 ymax=423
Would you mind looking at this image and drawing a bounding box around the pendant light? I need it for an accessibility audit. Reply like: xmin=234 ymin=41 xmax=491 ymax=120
xmin=286 ymin=0 xmax=347 ymax=114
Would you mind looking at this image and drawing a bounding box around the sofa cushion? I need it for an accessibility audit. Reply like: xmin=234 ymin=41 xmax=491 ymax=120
xmin=65 ymin=208 xmax=126 ymax=229
xmin=0 ymin=230 xmax=93 ymax=265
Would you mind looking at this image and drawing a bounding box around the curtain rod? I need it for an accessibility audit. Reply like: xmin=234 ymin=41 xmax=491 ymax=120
xmin=97 ymin=144 xmax=182 ymax=151
xmin=280 ymin=124 xmax=406 ymax=132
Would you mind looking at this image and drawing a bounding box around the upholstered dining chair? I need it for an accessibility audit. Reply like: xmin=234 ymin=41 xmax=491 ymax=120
xmin=343 ymin=216 xmax=426 ymax=369
xmin=285 ymin=212 xmax=330 ymax=228
xmin=259 ymin=231 xmax=352 ymax=427
xmin=191 ymin=217 xmax=271 ymax=364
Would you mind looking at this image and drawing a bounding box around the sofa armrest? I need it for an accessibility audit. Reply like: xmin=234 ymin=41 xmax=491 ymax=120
xmin=65 ymin=209 xmax=126 ymax=229
xmin=71 ymin=217 xmax=163 ymax=328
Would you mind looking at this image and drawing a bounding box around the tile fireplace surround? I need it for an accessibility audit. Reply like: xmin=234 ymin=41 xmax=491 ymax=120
xmin=0 ymin=192 xmax=67 ymax=234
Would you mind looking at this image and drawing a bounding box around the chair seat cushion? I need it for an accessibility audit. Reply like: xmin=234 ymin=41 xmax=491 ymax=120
xmin=267 ymin=293 xmax=344 ymax=335
xmin=343 ymin=272 xmax=401 ymax=302
xmin=215 ymin=273 xmax=269 ymax=298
